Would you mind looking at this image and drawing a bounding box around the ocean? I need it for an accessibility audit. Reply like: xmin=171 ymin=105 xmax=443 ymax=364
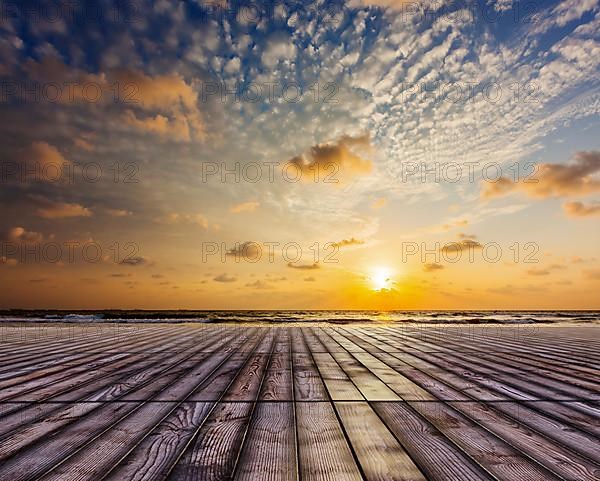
xmin=1 ymin=310 xmax=599 ymax=324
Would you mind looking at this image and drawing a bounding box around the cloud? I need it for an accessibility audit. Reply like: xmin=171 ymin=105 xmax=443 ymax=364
xmin=7 ymin=227 xmax=43 ymax=244
xmin=113 ymin=70 xmax=205 ymax=142
xmin=583 ymin=269 xmax=600 ymax=280
xmin=226 ymin=241 xmax=261 ymax=260
xmin=304 ymin=276 xmax=316 ymax=282
xmin=0 ymin=256 xmax=18 ymax=266
xmin=482 ymin=151 xmax=600 ymax=199
xmin=74 ymin=137 xmax=95 ymax=151
xmin=563 ymin=201 xmax=600 ymax=218
xmin=119 ymin=256 xmax=148 ymax=267
xmin=286 ymin=133 xmax=373 ymax=182
xmin=8 ymin=142 xmax=71 ymax=183
xmin=261 ymin=31 xmax=297 ymax=68
xmin=331 ymin=238 xmax=365 ymax=248
xmin=106 ymin=209 xmax=133 ymax=217
xmin=214 ymin=273 xmax=237 ymax=282
xmin=527 ymin=264 xmax=566 ymax=276
xmin=123 ymin=110 xmax=200 ymax=142
xmin=155 ymin=213 xmax=209 ymax=228
xmin=35 ymin=200 xmax=93 ymax=219
xmin=371 ymin=197 xmax=387 ymax=209
xmin=246 ymin=280 xmax=270 ymax=289
xmin=488 ymin=284 xmax=548 ymax=295
xmin=440 ymin=238 xmax=483 ymax=254
xmin=441 ymin=220 xmax=469 ymax=231
xmin=230 ymin=201 xmax=260 ymax=213
xmin=287 ymin=262 xmax=320 ymax=270
xmin=23 ymin=58 xmax=204 ymax=142
xmin=423 ymin=263 xmax=444 ymax=272
xmin=358 ymin=0 xmax=421 ymax=8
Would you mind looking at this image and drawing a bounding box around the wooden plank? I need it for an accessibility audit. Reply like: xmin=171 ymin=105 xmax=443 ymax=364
xmin=99 ymin=330 xmax=267 ymax=481
xmin=0 ymin=326 xmax=165 ymax=379
xmin=374 ymin=402 xmax=496 ymax=481
xmin=0 ymin=323 xmax=598 ymax=481
xmin=168 ymin=402 xmax=255 ymax=481
xmin=38 ymin=402 xmax=212 ymax=481
xmin=102 ymin=401 xmax=213 ymax=481
xmin=0 ymin=331 xmax=237 ymax=466
xmin=292 ymin=353 xmax=328 ymax=401
xmin=39 ymin=330 xmax=264 ymax=481
xmin=0 ymin=327 xmax=174 ymax=393
xmin=0 ymin=341 xmax=237 ymax=481
xmin=296 ymin=402 xmax=362 ymax=481
xmin=0 ymin=328 xmax=195 ymax=402
xmin=344 ymin=328 xmax=600 ymax=477
xmin=312 ymin=352 xmax=363 ymax=401
xmin=335 ymin=401 xmax=426 ymax=481
xmin=405 ymin=329 xmax=600 ymax=400
xmin=0 ymin=329 xmax=226 ymax=437
xmin=259 ymin=351 xmax=293 ymax=401
xmin=233 ymin=402 xmax=297 ymax=481
xmin=418 ymin=351 xmax=600 ymax=437
xmin=168 ymin=332 xmax=276 ymax=480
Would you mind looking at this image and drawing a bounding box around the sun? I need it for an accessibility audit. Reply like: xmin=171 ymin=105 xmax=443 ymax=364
xmin=370 ymin=266 xmax=393 ymax=291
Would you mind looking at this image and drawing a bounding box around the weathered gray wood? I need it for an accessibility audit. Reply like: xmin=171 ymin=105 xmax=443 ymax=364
xmin=344 ymin=327 xmax=600 ymax=477
xmin=233 ymin=402 xmax=298 ymax=481
xmin=297 ymin=402 xmax=362 ymax=481
xmin=374 ymin=402 xmax=495 ymax=481
xmin=0 ymin=323 xmax=597 ymax=481
xmin=335 ymin=401 xmax=426 ymax=481
xmin=168 ymin=331 xmax=275 ymax=480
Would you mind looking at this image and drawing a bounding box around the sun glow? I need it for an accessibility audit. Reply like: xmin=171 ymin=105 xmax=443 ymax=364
xmin=370 ymin=266 xmax=394 ymax=291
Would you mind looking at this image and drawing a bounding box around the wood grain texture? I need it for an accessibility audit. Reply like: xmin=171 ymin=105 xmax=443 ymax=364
xmin=297 ymin=402 xmax=362 ymax=481
xmin=0 ymin=323 xmax=597 ymax=481
xmin=334 ymin=401 xmax=426 ymax=481
xmin=233 ymin=402 xmax=298 ymax=481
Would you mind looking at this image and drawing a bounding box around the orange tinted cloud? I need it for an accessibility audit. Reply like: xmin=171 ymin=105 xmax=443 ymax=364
xmin=527 ymin=264 xmax=566 ymax=276
xmin=106 ymin=209 xmax=133 ymax=217
xmin=0 ymin=256 xmax=18 ymax=266
xmin=286 ymin=133 xmax=373 ymax=181
xmin=7 ymin=227 xmax=43 ymax=244
xmin=36 ymin=201 xmax=92 ymax=219
xmin=117 ymin=70 xmax=204 ymax=141
xmin=230 ymin=201 xmax=260 ymax=213
xmin=331 ymin=238 xmax=365 ymax=248
xmin=482 ymin=151 xmax=600 ymax=199
xmin=155 ymin=213 xmax=209 ymax=228
xmin=16 ymin=142 xmax=71 ymax=182
xmin=441 ymin=219 xmax=469 ymax=231
xmin=440 ymin=237 xmax=483 ymax=254
xmin=423 ymin=263 xmax=444 ymax=272
xmin=371 ymin=197 xmax=387 ymax=209
xmin=287 ymin=262 xmax=320 ymax=270
xmin=25 ymin=57 xmax=204 ymax=142
xmin=563 ymin=201 xmax=600 ymax=218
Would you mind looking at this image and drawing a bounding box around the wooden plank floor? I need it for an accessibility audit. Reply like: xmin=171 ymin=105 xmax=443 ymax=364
xmin=0 ymin=323 xmax=598 ymax=481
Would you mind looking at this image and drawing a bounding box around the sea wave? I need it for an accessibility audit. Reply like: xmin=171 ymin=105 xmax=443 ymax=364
xmin=0 ymin=310 xmax=598 ymax=325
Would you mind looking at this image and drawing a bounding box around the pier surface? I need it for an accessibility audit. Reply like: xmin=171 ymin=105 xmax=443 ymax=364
xmin=0 ymin=323 xmax=598 ymax=480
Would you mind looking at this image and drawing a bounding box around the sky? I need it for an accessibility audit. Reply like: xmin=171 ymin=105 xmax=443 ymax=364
xmin=0 ymin=0 xmax=599 ymax=310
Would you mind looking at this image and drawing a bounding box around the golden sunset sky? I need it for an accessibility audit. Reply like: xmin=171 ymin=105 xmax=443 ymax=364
xmin=0 ymin=0 xmax=599 ymax=309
